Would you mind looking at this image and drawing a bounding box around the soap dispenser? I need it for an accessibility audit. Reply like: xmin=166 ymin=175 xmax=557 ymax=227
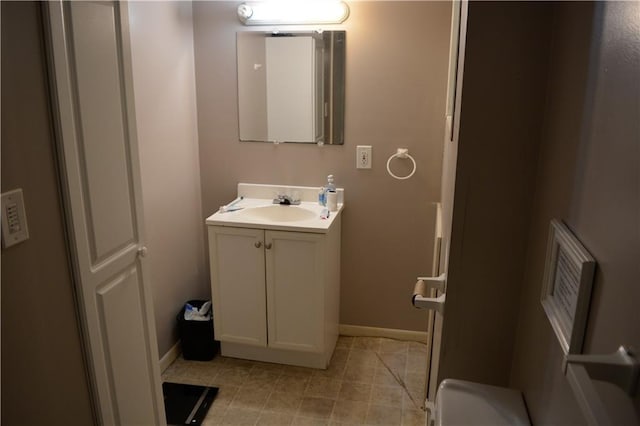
xmin=325 ymin=175 xmax=338 ymax=211
xmin=318 ymin=174 xmax=336 ymax=206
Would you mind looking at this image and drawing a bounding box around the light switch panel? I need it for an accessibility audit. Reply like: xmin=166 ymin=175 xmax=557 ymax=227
xmin=2 ymin=188 xmax=29 ymax=248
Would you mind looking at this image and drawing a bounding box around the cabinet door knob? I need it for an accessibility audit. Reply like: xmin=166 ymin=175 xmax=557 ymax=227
xmin=265 ymin=243 xmax=272 ymax=250
xmin=254 ymin=241 xmax=262 ymax=248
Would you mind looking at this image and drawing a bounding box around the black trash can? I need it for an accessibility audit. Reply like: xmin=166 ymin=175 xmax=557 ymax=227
xmin=177 ymin=300 xmax=219 ymax=361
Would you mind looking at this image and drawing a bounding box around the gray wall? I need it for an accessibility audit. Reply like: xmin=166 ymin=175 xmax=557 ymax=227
xmin=509 ymin=3 xmax=595 ymax=422
xmin=438 ymin=2 xmax=553 ymax=386
xmin=439 ymin=0 xmax=639 ymax=421
xmin=192 ymin=1 xmax=452 ymax=332
xmin=510 ymin=1 xmax=640 ymax=423
xmin=1 ymin=2 xmax=95 ymax=424
xmin=236 ymin=32 xmax=268 ymax=141
xmin=128 ymin=1 xmax=207 ymax=358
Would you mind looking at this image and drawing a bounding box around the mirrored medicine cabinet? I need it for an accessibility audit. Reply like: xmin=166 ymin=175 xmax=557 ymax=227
xmin=237 ymin=31 xmax=345 ymax=145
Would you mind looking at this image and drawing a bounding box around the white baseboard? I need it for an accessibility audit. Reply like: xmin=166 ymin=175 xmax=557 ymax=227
xmin=160 ymin=327 xmax=426 ymax=371
xmin=339 ymin=324 xmax=428 ymax=343
xmin=159 ymin=340 xmax=181 ymax=373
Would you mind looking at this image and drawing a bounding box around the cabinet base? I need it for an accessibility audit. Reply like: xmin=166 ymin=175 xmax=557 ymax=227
xmin=221 ymin=342 xmax=330 ymax=369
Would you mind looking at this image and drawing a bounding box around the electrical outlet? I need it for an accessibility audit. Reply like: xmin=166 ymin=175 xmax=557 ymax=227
xmin=356 ymin=145 xmax=372 ymax=169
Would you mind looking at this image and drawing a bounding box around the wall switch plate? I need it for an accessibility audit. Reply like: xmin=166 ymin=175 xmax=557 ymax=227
xmin=356 ymin=145 xmax=372 ymax=169
xmin=1 ymin=188 xmax=29 ymax=248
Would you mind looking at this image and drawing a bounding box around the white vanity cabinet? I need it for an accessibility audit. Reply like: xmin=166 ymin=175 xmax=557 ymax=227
xmin=207 ymin=217 xmax=341 ymax=369
xmin=208 ymin=226 xmax=267 ymax=347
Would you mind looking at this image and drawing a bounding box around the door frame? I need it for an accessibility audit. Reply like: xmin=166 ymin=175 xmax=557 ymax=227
xmin=425 ymin=0 xmax=469 ymax=407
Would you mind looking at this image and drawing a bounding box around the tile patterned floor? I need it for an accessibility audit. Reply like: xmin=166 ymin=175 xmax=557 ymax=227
xmin=162 ymin=336 xmax=429 ymax=425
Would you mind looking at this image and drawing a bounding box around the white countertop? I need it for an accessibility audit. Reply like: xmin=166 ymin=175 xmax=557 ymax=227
xmin=205 ymin=184 xmax=344 ymax=234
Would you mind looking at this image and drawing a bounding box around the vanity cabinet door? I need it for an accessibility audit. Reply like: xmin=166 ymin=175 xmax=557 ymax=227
xmin=208 ymin=226 xmax=267 ymax=347
xmin=265 ymin=230 xmax=325 ymax=353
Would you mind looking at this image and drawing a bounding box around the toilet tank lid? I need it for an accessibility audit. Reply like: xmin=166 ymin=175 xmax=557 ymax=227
xmin=434 ymin=379 xmax=530 ymax=426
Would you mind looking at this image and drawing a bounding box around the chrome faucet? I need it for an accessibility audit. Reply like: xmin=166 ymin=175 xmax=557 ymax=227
xmin=273 ymin=194 xmax=300 ymax=205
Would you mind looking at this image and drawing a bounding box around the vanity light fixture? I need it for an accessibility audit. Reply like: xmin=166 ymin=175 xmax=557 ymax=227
xmin=237 ymin=1 xmax=350 ymax=26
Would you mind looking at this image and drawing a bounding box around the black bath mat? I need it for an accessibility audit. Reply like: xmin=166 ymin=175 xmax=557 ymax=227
xmin=162 ymin=382 xmax=218 ymax=425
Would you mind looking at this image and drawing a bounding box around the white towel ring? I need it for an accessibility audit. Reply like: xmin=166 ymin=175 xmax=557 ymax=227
xmin=386 ymin=148 xmax=417 ymax=180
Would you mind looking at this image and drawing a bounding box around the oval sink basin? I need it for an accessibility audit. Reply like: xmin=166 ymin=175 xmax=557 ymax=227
xmin=239 ymin=205 xmax=317 ymax=222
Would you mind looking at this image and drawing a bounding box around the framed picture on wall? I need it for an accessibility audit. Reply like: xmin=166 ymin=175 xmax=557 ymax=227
xmin=541 ymin=219 xmax=596 ymax=355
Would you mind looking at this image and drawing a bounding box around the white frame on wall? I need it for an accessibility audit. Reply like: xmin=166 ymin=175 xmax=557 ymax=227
xmin=541 ymin=219 xmax=596 ymax=355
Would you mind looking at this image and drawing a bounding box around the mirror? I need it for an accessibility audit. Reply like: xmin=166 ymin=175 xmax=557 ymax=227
xmin=237 ymin=31 xmax=345 ymax=144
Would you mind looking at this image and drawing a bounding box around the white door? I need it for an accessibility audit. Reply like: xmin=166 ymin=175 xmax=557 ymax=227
xmin=45 ymin=2 xmax=164 ymax=424
xmin=426 ymin=0 xmax=469 ymax=404
xmin=265 ymin=230 xmax=324 ymax=353
xmin=208 ymin=226 xmax=267 ymax=346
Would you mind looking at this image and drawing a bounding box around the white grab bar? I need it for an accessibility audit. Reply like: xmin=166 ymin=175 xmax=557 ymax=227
xmin=564 ymin=346 xmax=639 ymax=396
xmin=564 ymin=346 xmax=639 ymax=426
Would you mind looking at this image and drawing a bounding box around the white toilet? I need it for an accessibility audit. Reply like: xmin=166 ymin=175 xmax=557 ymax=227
xmin=433 ymin=379 xmax=531 ymax=425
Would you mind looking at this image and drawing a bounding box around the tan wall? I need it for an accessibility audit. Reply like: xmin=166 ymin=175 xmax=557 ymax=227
xmin=237 ymin=32 xmax=268 ymax=141
xmin=128 ymin=1 xmax=208 ymax=357
xmin=438 ymin=2 xmax=553 ymax=386
xmin=1 ymin=2 xmax=95 ymax=424
xmin=192 ymin=1 xmax=452 ymax=332
xmin=510 ymin=2 xmax=640 ymax=422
